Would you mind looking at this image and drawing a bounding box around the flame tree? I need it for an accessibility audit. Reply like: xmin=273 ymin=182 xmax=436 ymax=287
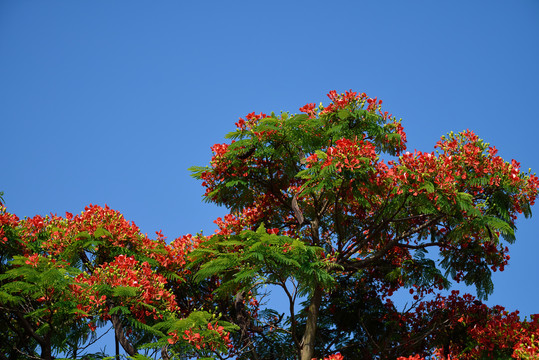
xmin=0 ymin=202 xmax=236 ymax=360
xmin=189 ymin=90 xmax=539 ymax=359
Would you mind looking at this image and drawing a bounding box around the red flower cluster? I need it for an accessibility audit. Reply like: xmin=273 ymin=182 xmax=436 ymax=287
xmin=0 ymin=206 xmax=19 ymax=244
xmin=44 ymin=204 xmax=142 ymax=255
xmin=401 ymin=290 xmax=539 ymax=359
xmin=176 ymin=322 xmax=232 ymax=351
xmin=322 ymin=136 xmax=377 ymax=172
xmin=0 ymin=206 xmax=49 ymax=253
xmin=299 ymin=103 xmax=317 ymax=118
xmin=73 ymin=254 xmax=178 ymax=322
xmin=24 ymin=253 xmax=40 ymax=267
xmin=235 ymin=111 xmax=269 ymax=131
xmin=213 ymin=207 xmax=265 ymax=236
xmin=321 ymin=89 xmax=369 ymax=114
xmin=317 ymin=353 xmax=344 ymax=360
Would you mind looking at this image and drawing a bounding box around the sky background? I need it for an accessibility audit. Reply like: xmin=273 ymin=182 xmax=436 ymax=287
xmin=2 ymin=0 xmax=539 ymax=355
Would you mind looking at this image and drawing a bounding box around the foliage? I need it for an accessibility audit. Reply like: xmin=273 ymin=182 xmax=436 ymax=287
xmin=0 ymin=204 xmax=235 ymax=359
xmin=1 ymin=89 xmax=539 ymax=359
xmin=189 ymin=89 xmax=539 ymax=359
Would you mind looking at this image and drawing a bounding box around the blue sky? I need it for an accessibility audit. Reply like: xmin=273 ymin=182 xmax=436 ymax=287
xmin=2 ymin=0 xmax=539 ymax=352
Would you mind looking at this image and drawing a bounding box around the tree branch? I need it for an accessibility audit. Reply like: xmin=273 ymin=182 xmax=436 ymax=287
xmin=344 ymin=215 xmax=444 ymax=271
xmin=14 ymin=311 xmax=44 ymax=347
xmin=110 ymin=314 xmax=137 ymax=356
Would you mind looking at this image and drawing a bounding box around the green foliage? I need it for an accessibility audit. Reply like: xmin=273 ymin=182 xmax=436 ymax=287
xmin=2 ymin=90 xmax=538 ymax=359
xmin=188 ymin=90 xmax=539 ymax=359
xmin=0 ymin=253 xmax=86 ymax=359
xmin=191 ymin=224 xmax=339 ymax=299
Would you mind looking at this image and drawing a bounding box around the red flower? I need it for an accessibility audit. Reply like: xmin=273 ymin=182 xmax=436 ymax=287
xmin=299 ymin=103 xmax=317 ymax=118
xmin=25 ymin=254 xmax=40 ymax=267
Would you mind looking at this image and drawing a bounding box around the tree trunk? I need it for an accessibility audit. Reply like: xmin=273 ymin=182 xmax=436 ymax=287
xmin=115 ymin=332 xmax=120 ymax=360
xmin=300 ymin=286 xmax=323 ymax=360
xmin=41 ymin=332 xmax=52 ymax=360
xmin=40 ymin=345 xmax=52 ymax=360
xmin=111 ymin=314 xmax=137 ymax=356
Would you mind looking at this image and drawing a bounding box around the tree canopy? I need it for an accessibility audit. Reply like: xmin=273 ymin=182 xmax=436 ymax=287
xmin=1 ymin=90 xmax=539 ymax=359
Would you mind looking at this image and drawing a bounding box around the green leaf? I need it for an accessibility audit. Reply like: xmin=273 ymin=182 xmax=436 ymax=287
xmin=337 ymin=109 xmax=352 ymax=120
xmin=128 ymin=354 xmax=153 ymax=360
xmin=109 ymin=305 xmax=131 ymax=315
xmin=292 ymin=113 xmax=309 ymax=122
xmin=93 ymin=227 xmax=112 ymax=238
xmin=75 ymin=231 xmax=91 ymax=240
xmin=421 ymin=181 xmax=435 ymax=193
xmin=112 ymin=286 xmax=138 ymax=297
xmin=225 ymin=179 xmax=245 ymax=188
xmin=0 ymin=291 xmax=23 ymax=304
xmin=256 ymin=223 xmax=266 ymax=234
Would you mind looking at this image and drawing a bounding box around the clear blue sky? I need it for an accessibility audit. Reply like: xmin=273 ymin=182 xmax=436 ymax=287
xmin=2 ymin=0 xmax=539 ymax=342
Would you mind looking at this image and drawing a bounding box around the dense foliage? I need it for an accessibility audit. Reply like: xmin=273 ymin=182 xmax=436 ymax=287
xmin=1 ymin=90 xmax=539 ymax=359
xmin=0 ymin=202 xmax=236 ymax=359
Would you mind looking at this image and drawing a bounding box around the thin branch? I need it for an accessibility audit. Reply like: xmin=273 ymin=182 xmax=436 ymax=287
xmin=14 ymin=311 xmax=44 ymax=346
xmin=277 ymin=277 xmax=300 ymax=350
xmin=344 ymin=215 xmax=444 ymax=271
xmin=395 ymin=242 xmax=444 ymax=250
xmin=341 ymin=193 xmax=411 ymax=260
xmin=75 ymin=326 xmax=113 ymax=357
